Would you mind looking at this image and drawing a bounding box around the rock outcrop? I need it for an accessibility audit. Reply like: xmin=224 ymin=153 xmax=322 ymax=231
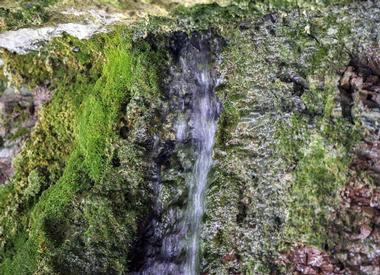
xmin=1 ymin=1 xmax=380 ymax=274
xmin=0 ymin=86 xmax=51 ymax=184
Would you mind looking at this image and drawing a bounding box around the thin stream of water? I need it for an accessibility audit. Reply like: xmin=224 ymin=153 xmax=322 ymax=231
xmin=132 ymin=31 xmax=221 ymax=275
xmin=183 ymin=67 xmax=219 ymax=275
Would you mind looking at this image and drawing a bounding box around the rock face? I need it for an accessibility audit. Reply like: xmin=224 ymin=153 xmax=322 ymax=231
xmin=282 ymin=246 xmax=346 ymax=275
xmin=0 ymin=86 xmax=51 ymax=184
xmin=282 ymin=47 xmax=380 ymax=275
xmin=2 ymin=1 xmax=380 ymax=274
xmin=325 ymin=52 xmax=380 ymax=275
xmin=198 ymin=1 xmax=380 ymax=274
xmin=0 ymin=22 xmax=123 ymax=54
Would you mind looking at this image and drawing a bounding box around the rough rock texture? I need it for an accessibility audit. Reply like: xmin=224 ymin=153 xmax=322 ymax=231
xmin=327 ymin=52 xmax=380 ymax=275
xmin=282 ymin=245 xmax=347 ymax=275
xmin=282 ymin=46 xmax=380 ymax=275
xmin=0 ymin=23 xmax=113 ymax=54
xmin=1 ymin=1 xmax=380 ymax=274
xmin=129 ymin=30 xmax=224 ymax=275
xmin=200 ymin=1 xmax=380 ymax=274
xmin=0 ymin=86 xmax=51 ymax=184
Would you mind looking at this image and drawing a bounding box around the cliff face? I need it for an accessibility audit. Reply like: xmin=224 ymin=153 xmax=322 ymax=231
xmin=0 ymin=1 xmax=380 ymax=274
xmin=198 ymin=1 xmax=380 ymax=273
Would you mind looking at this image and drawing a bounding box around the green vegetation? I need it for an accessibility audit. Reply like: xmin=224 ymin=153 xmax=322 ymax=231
xmin=0 ymin=26 xmax=166 ymax=274
xmin=276 ymin=82 xmax=361 ymax=248
xmin=0 ymin=0 xmax=374 ymax=274
xmin=216 ymin=101 xmax=240 ymax=147
xmin=280 ymin=133 xmax=347 ymax=247
xmin=202 ymin=0 xmax=366 ymax=271
xmin=255 ymin=0 xmax=355 ymax=10
xmin=0 ymin=0 xmax=58 ymax=31
xmin=269 ymin=0 xmax=362 ymax=250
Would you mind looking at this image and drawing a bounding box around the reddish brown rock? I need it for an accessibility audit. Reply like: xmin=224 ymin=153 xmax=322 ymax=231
xmin=356 ymin=224 xmax=373 ymax=240
xmin=283 ymin=246 xmax=347 ymax=275
xmin=285 ymin=48 xmax=380 ymax=275
xmin=222 ymin=251 xmax=238 ymax=263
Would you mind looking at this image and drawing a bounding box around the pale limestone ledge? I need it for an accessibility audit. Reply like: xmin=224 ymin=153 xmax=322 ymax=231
xmin=0 ymin=1 xmax=234 ymax=55
xmin=0 ymin=9 xmax=129 ymax=55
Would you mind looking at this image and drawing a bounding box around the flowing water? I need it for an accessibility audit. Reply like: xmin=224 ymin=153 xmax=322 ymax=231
xmin=183 ymin=61 xmax=220 ymax=275
xmin=131 ymin=31 xmax=222 ymax=275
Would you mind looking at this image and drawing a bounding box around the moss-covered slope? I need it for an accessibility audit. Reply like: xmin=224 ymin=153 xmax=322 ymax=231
xmin=0 ymin=27 xmax=170 ymax=273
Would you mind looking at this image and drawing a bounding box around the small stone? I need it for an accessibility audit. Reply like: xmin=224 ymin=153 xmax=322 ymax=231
xmin=321 ymin=263 xmax=334 ymax=272
xmin=351 ymin=76 xmax=363 ymax=90
xmin=356 ymin=224 xmax=373 ymax=240
xmin=362 ymin=206 xmax=376 ymax=218
xmin=222 ymin=251 xmax=237 ymax=263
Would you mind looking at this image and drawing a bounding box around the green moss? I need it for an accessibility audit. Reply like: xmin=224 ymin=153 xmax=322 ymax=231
xmin=0 ymin=1 xmax=371 ymax=273
xmin=0 ymin=0 xmax=59 ymax=31
xmin=276 ymin=114 xmax=311 ymax=162
xmin=255 ymin=0 xmax=355 ymax=10
xmin=0 ymin=184 xmax=13 ymax=211
xmin=216 ymin=101 xmax=240 ymax=147
xmin=283 ymin=136 xmax=348 ymax=247
xmin=0 ymin=234 xmax=40 ymax=275
xmin=8 ymin=127 xmax=30 ymax=141
xmin=270 ymin=4 xmax=362 ymax=249
xmin=0 ymin=26 xmax=166 ymax=273
xmin=276 ymin=82 xmax=361 ymax=249
xmin=0 ymin=58 xmax=88 ymax=275
xmin=3 ymin=34 xmax=104 ymax=89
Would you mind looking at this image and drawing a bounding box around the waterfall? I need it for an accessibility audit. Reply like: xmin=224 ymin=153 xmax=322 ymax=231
xmin=130 ymin=30 xmax=222 ymax=275
xmin=174 ymin=31 xmax=221 ymax=274
xmin=183 ymin=57 xmax=219 ymax=275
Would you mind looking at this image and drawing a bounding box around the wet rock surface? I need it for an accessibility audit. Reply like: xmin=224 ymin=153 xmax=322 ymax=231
xmin=200 ymin=1 xmax=380 ymax=274
xmin=130 ymin=30 xmax=223 ymax=275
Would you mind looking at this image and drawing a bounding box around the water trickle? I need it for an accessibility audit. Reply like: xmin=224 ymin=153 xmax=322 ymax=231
xmin=131 ymin=30 xmax=222 ymax=275
xmin=183 ymin=58 xmax=220 ymax=275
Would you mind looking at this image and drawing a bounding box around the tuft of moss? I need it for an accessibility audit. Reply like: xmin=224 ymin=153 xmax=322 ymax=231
xmin=282 ymin=135 xmax=348 ymax=247
xmin=216 ymin=101 xmax=240 ymax=147
xmin=3 ymin=33 xmax=104 ymax=89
